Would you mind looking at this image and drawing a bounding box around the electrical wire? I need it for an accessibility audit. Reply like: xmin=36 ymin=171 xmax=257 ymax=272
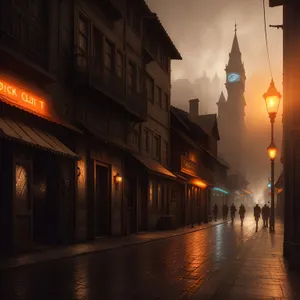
xmin=262 ymin=0 xmax=274 ymax=80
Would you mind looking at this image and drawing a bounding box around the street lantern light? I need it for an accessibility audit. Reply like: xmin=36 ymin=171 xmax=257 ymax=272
xmin=263 ymin=80 xmax=282 ymax=122
xmin=263 ymin=80 xmax=281 ymax=233
xmin=267 ymin=141 xmax=278 ymax=160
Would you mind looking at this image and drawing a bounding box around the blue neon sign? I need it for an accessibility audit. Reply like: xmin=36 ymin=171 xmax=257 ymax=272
xmin=213 ymin=187 xmax=230 ymax=195
xmin=268 ymin=183 xmax=271 ymax=188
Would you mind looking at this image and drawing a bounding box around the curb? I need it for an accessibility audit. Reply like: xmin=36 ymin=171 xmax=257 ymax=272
xmin=0 ymin=220 xmax=228 ymax=271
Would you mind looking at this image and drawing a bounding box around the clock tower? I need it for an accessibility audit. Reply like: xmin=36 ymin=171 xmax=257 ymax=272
xmin=218 ymin=25 xmax=247 ymax=174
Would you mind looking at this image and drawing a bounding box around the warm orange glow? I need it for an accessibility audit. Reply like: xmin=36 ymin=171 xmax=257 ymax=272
xmin=115 ymin=173 xmax=122 ymax=184
xmin=265 ymin=95 xmax=280 ymax=115
xmin=0 ymin=78 xmax=48 ymax=117
xmin=267 ymin=143 xmax=277 ymax=160
xmin=190 ymin=178 xmax=207 ymax=188
xmin=263 ymin=80 xmax=282 ymax=117
xmin=277 ymin=188 xmax=283 ymax=194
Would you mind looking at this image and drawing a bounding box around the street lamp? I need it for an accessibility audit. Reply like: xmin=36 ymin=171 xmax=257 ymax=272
xmin=263 ymin=80 xmax=282 ymax=232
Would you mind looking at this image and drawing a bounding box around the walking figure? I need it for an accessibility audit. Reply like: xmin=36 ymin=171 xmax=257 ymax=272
xmin=225 ymin=204 xmax=229 ymax=220
xmin=262 ymin=204 xmax=269 ymax=227
xmin=222 ymin=204 xmax=226 ymax=221
xmin=230 ymin=203 xmax=237 ymax=222
xmin=239 ymin=204 xmax=246 ymax=227
xmin=254 ymin=204 xmax=261 ymax=232
xmin=213 ymin=204 xmax=218 ymax=221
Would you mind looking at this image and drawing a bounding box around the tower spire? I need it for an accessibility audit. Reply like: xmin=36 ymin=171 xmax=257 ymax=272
xmin=231 ymin=23 xmax=241 ymax=53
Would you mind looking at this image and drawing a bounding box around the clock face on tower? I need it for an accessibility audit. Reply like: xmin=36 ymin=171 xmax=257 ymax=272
xmin=227 ymin=72 xmax=241 ymax=83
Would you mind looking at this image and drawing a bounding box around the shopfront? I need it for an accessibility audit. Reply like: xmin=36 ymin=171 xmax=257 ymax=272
xmin=211 ymin=187 xmax=230 ymax=214
xmin=124 ymin=152 xmax=178 ymax=232
xmin=0 ymin=75 xmax=80 ymax=255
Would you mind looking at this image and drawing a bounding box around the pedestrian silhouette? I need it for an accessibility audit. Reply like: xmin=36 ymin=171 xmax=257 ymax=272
xmin=225 ymin=204 xmax=229 ymax=220
xmin=213 ymin=204 xmax=218 ymax=221
xmin=239 ymin=204 xmax=246 ymax=227
xmin=254 ymin=204 xmax=262 ymax=232
xmin=262 ymin=204 xmax=269 ymax=227
xmin=230 ymin=203 xmax=236 ymax=222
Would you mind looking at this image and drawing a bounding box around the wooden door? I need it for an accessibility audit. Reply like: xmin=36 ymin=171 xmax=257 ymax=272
xmin=14 ymin=162 xmax=32 ymax=252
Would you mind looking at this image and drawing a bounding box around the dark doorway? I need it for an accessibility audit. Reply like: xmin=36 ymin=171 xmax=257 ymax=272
xmin=95 ymin=164 xmax=110 ymax=237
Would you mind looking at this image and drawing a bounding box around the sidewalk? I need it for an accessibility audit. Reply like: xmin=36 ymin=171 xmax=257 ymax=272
xmin=0 ymin=219 xmax=227 ymax=271
xmin=193 ymin=221 xmax=300 ymax=300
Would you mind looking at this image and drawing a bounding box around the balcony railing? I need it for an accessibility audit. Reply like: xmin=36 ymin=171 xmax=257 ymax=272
xmin=74 ymin=52 xmax=147 ymax=121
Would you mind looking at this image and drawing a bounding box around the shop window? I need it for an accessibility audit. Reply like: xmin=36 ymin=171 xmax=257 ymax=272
xmin=157 ymin=183 xmax=162 ymax=211
xmin=149 ymin=180 xmax=153 ymax=206
xmin=16 ymin=164 xmax=29 ymax=210
xmin=155 ymin=85 xmax=162 ymax=107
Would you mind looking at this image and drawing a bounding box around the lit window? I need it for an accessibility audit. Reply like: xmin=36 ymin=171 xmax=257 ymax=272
xmin=149 ymin=180 xmax=153 ymax=206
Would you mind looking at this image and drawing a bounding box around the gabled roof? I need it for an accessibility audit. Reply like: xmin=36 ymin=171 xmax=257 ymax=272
xmin=141 ymin=1 xmax=182 ymax=60
xmin=196 ymin=114 xmax=220 ymax=140
xmin=217 ymin=91 xmax=226 ymax=104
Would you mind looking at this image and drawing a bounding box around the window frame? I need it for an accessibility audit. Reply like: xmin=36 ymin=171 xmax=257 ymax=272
xmin=146 ymin=75 xmax=154 ymax=103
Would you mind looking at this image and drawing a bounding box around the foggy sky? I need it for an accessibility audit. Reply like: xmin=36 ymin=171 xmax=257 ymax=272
xmin=146 ymin=0 xmax=283 ymax=200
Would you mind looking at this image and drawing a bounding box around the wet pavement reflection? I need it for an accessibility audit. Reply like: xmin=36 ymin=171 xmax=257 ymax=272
xmin=0 ymin=218 xmax=267 ymax=300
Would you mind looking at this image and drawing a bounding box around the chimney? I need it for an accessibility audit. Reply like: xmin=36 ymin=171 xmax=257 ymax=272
xmin=189 ymin=98 xmax=199 ymax=119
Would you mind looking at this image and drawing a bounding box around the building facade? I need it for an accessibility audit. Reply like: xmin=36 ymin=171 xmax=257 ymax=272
xmin=269 ymin=0 xmax=300 ymax=269
xmin=170 ymin=99 xmax=229 ymax=226
xmin=217 ymin=27 xmax=247 ymax=175
xmin=0 ymin=0 xmax=181 ymax=255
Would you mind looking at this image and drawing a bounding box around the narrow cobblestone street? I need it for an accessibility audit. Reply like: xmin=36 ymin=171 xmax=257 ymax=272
xmin=2 ymin=218 xmax=298 ymax=300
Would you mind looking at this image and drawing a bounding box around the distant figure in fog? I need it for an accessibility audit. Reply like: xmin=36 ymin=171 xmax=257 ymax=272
xmin=254 ymin=204 xmax=262 ymax=232
xmin=230 ymin=203 xmax=237 ymax=222
xmin=222 ymin=204 xmax=227 ymax=220
xmin=213 ymin=204 xmax=218 ymax=221
xmin=239 ymin=204 xmax=246 ymax=226
xmin=262 ymin=204 xmax=269 ymax=227
xmin=225 ymin=204 xmax=229 ymax=219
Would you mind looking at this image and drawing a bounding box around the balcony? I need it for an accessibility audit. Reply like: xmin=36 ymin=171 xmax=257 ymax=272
xmin=0 ymin=3 xmax=54 ymax=83
xmin=74 ymin=53 xmax=147 ymax=121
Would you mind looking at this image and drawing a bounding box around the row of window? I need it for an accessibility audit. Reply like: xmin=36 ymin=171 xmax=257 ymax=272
xmin=78 ymin=14 xmax=171 ymax=108
xmin=146 ymin=76 xmax=169 ymax=111
xmin=129 ymin=127 xmax=169 ymax=165
xmin=1 ymin=0 xmax=46 ymax=60
xmin=149 ymin=181 xmax=163 ymax=211
xmin=144 ymin=128 xmax=168 ymax=164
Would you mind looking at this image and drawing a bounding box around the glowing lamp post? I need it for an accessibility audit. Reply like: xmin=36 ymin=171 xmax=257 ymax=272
xmin=263 ymin=80 xmax=281 ymax=232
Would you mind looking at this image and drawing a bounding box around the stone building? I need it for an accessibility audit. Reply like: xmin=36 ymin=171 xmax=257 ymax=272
xmin=217 ymin=27 xmax=247 ymax=176
xmin=0 ymin=0 xmax=181 ymax=255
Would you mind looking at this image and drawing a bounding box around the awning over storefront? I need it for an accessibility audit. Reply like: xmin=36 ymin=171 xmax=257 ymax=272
xmin=0 ymin=117 xmax=79 ymax=159
xmin=174 ymin=172 xmax=208 ymax=188
xmin=132 ymin=153 xmax=176 ymax=178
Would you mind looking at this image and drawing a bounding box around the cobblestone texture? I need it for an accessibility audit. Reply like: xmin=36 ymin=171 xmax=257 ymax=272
xmin=0 ymin=218 xmax=299 ymax=300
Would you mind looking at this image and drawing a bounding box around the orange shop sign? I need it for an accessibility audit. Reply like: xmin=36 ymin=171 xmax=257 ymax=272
xmin=0 ymin=78 xmax=49 ymax=118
